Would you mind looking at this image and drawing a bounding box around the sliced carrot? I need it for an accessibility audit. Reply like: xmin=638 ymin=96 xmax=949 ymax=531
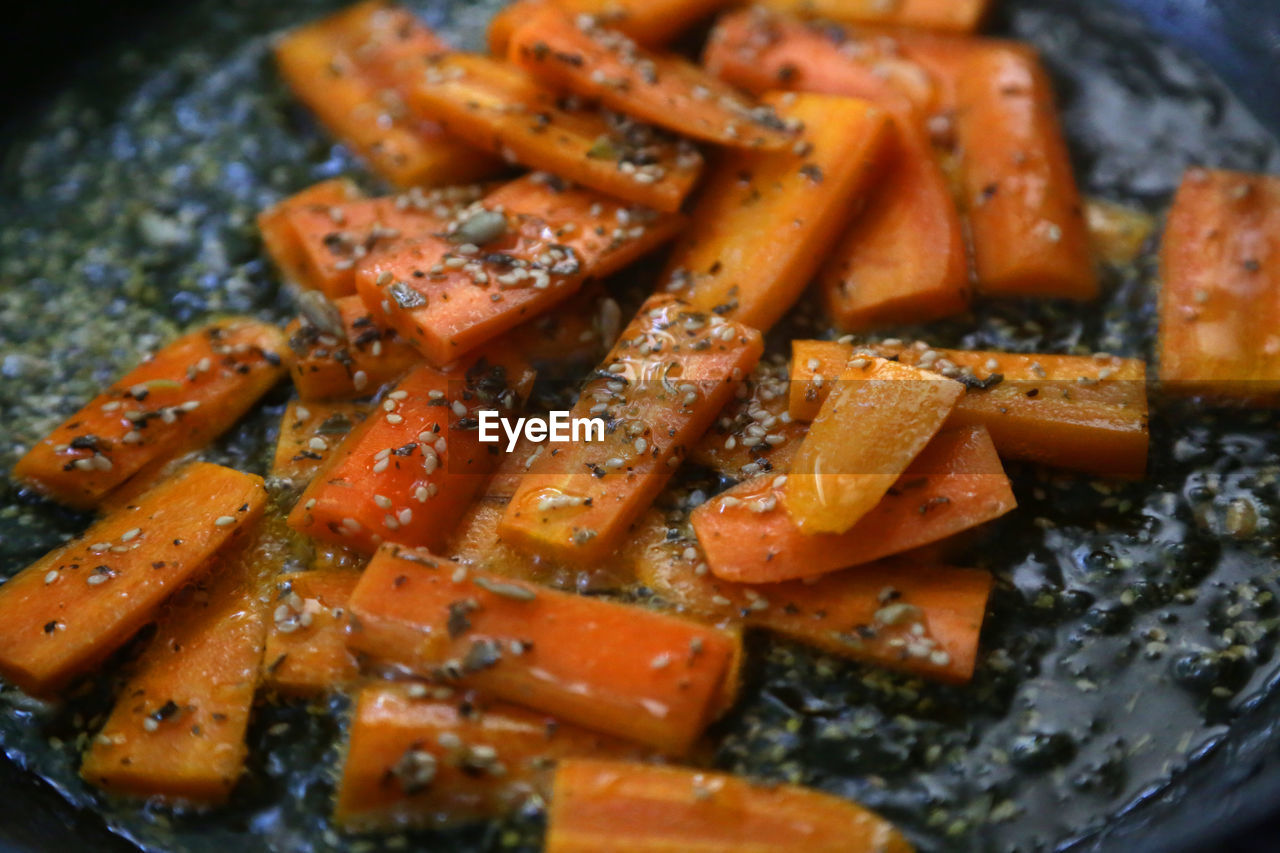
xmin=791 ymin=339 xmax=1150 ymax=478
xmin=260 ymin=570 xmax=361 ymax=695
xmin=546 ymin=759 xmax=914 ymax=853
xmin=758 ymin=0 xmax=990 ymax=33
xmin=1158 ymin=168 xmax=1280 ymax=402
xmin=334 ymin=684 xmax=648 ymax=829
xmin=0 ymin=463 xmax=266 ymax=695
xmin=403 ymin=54 xmax=702 ymax=212
xmin=692 ymin=426 xmax=1015 ymax=583
xmin=13 ymin=320 xmax=286 ymax=510
xmin=784 ymin=357 xmax=964 ymax=534
xmin=273 ymin=1 xmax=503 ymax=187
xmin=79 ymin=520 xmax=274 ymax=803
xmin=258 ymin=179 xmax=362 ymax=291
xmin=688 ymin=357 xmax=807 ymax=481
xmin=499 ymin=295 xmax=762 ymax=564
xmin=660 ymin=92 xmax=890 ymax=332
xmin=272 ymin=400 xmax=370 ymax=486
xmin=345 ymin=545 xmax=739 ymax=754
xmin=489 ymin=0 xmax=730 ymax=54
xmin=286 ymin=295 xmax=423 ymax=400
xmin=510 ymin=5 xmax=798 ymax=150
xmin=502 ymin=284 xmax=619 ymax=379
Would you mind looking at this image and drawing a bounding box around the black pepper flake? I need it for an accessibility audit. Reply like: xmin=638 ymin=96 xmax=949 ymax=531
xmin=799 ymin=163 xmax=824 ymax=183
xmin=43 ymin=621 xmax=58 ymax=634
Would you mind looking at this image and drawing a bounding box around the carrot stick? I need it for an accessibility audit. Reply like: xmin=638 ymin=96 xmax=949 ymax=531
xmin=260 ymin=570 xmax=361 ymax=695
xmin=272 ymin=399 xmax=370 ymax=487
xmin=286 ymin=295 xmax=424 ymax=400
xmin=0 ymin=463 xmax=266 ymax=695
xmin=546 ymin=759 xmax=914 ymax=853
xmin=13 ymin=320 xmax=286 ymax=510
xmin=345 ymin=545 xmax=740 ymax=754
xmin=402 ymin=54 xmax=702 ymax=212
xmin=688 ymin=357 xmax=807 ymax=481
xmin=502 ymin=284 xmax=618 ymax=379
xmin=509 ymin=5 xmax=798 ymax=150
xmin=691 ymin=426 xmax=1015 ymax=583
xmin=489 ymin=0 xmax=731 ymax=54
xmin=499 ymin=295 xmax=762 ymax=564
xmin=660 ymin=92 xmax=890 ymax=332
xmin=258 ymin=179 xmax=363 ymax=291
xmin=1158 ymin=168 xmax=1280 ymax=402
xmin=335 ymin=684 xmax=648 ymax=829
xmin=784 ymin=357 xmax=965 ymax=534
xmin=757 ymin=0 xmax=991 ymax=33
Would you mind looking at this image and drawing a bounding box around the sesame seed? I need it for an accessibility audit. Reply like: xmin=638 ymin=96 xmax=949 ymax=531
xmin=215 ymin=516 xmax=236 ymax=527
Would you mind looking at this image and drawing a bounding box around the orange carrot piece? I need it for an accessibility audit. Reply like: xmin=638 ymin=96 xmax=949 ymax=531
xmin=510 ymin=6 xmax=797 ymax=150
xmin=489 ymin=0 xmax=730 ymax=54
xmin=345 ymin=546 xmax=739 ymax=754
xmin=13 ymin=320 xmax=286 ymax=510
xmin=785 ymin=357 xmax=964 ymax=534
xmin=502 ymin=284 xmax=619 ymax=378
xmin=79 ymin=522 xmax=274 ymax=803
xmin=688 ymin=358 xmax=807 ymax=480
xmin=271 ymin=400 xmax=369 ymax=486
xmin=758 ymin=0 xmax=990 ymax=33
xmin=258 ymin=179 xmax=363 ymax=290
xmin=1158 ymin=168 xmax=1280 ymax=402
xmin=403 ymin=54 xmax=702 ymax=212
xmin=546 ymin=759 xmax=914 ymax=853
xmin=286 ymin=295 xmax=424 ymax=400
xmin=335 ymin=684 xmax=648 ymax=829
xmin=499 ymin=296 xmax=763 ymax=564
xmin=660 ymin=92 xmax=890 ymax=332
xmin=0 ymin=463 xmax=266 ymax=695
xmin=791 ymin=339 xmax=1150 ymax=478
xmin=261 ymin=570 xmax=361 ymax=695
xmin=273 ymin=1 xmax=502 ymax=187
xmin=1086 ymin=198 xmax=1157 ymax=267
xmin=692 ymin=426 xmax=1014 ymax=583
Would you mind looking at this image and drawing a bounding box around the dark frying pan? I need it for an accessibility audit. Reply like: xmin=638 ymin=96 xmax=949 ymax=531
xmin=1 ymin=1 xmax=1279 ymax=851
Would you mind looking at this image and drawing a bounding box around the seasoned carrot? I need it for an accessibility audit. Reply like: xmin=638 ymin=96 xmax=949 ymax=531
xmin=79 ymin=521 xmax=274 ymax=804
xmin=499 ymin=296 xmax=762 ymax=564
xmin=286 ymin=295 xmax=423 ymax=400
xmin=509 ymin=6 xmax=797 ymax=150
xmin=13 ymin=320 xmax=286 ymax=510
xmin=289 ymin=350 xmax=534 ymax=555
xmin=502 ymin=284 xmax=619 ymax=379
xmin=272 ymin=399 xmax=369 ymax=487
xmin=260 ymin=571 xmax=361 ymax=695
xmin=345 ymin=545 xmax=739 ymax=754
xmin=489 ymin=0 xmax=730 ymax=54
xmin=692 ymin=426 xmax=1015 ymax=583
xmin=759 ymin=0 xmax=989 ymax=33
xmin=791 ymin=339 xmax=1150 ymax=478
xmin=1158 ymin=168 xmax=1280 ymax=402
xmin=273 ymin=1 xmax=502 ymax=187
xmin=0 ymin=463 xmax=265 ymax=695
xmin=660 ymin=92 xmax=890 ymax=332
xmin=785 ymin=357 xmax=964 ymax=534
xmin=689 ymin=357 xmax=807 ymax=481
xmin=258 ymin=179 xmax=362 ymax=290
xmin=546 ymin=759 xmax=914 ymax=853
xmin=402 ymin=54 xmax=702 ymax=212
xmin=335 ymin=684 xmax=648 ymax=829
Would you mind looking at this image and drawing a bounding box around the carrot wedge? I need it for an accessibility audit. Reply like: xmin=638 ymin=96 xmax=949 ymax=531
xmin=660 ymin=92 xmax=890 ymax=332
xmin=509 ymin=6 xmax=797 ymax=150
xmin=272 ymin=400 xmax=370 ymax=487
xmin=499 ymin=295 xmax=763 ymax=564
xmin=0 ymin=463 xmax=266 ymax=695
xmin=692 ymin=426 xmax=1015 ymax=583
xmin=13 ymin=319 xmax=286 ymax=510
xmin=346 ymin=546 xmax=740 ymax=754
xmin=784 ymin=357 xmax=964 ymax=534
xmin=261 ymin=571 xmax=361 ymax=695
xmin=489 ymin=0 xmax=730 ymax=54
xmin=1158 ymin=168 xmax=1280 ymax=402
xmin=286 ymin=295 xmax=424 ymax=400
xmin=258 ymin=179 xmax=363 ymax=290
xmin=546 ymin=759 xmax=914 ymax=853
xmin=403 ymin=54 xmax=702 ymax=212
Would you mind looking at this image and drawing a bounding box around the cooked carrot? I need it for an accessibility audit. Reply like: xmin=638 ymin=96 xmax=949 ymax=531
xmin=1086 ymin=198 xmax=1157 ymax=267
xmin=784 ymin=357 xmax=964 ymax=534
xmin=345 ymin=545 xmax=739 ymax=754
xmin=286 ymin=295 xmax=423 ymax=400
xmin=509 ymin=5 xmax=797 ymax=150
xmin=272 ymin=399 xmax=369 ymax=487
xmin=258 ymin=179 xmax=362 ymax=291
xmin=402 ymin=54 xmax=702 ymax=212
xmin=791 ymin=339 xmax=1150 ymax=478
xmin=13 ymin=320 xmax=286 ymax=510
xmin=689 ymin=357 xmax=807 ymax=481
xmin=260 ymin=570 xmax=361 ymax=695
xmin=692 ymin=426 xmax=1015 ymax=583
xmin=79 ymin=519 xmax=274 ymax=803
xmin=1158 ymin=168 xmax=1280 ymax=402
xmin=758 ymin=0 xmax=990 ymax=33
xmin=355 ymin=175 xmax=685 ymax=366
xmin=660 ymin=92 xmax=890 ymax=332
xmin=273 ymin=1 xmax=503 ymax=187
xmin=489 ymin=0 xmax=730 ymax=54
xmin=502 ymin=284 xmax=619 ymax=379
xmin=499 ymin=296 xmax=763 ymax=564
xmin=335 ymin=684 xmax=648 ymax=829
xmin=546 ymin=759 xmax=914 ymax=853
xmin=0 ymin=463 xmax=265 ymax=695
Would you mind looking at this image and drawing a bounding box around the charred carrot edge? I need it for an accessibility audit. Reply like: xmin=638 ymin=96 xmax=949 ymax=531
xmin=791 ymin=339 xmax=1150 ymax=478
xmin=1158 ymin=168 xmax=1280 ymax=402
xmin=499 ymin=295 xmax=763 ymax=564
xmin=345 ymin=545 xmax=740 ymax=754
xmin=258 ymin=179 xmax=363 ymax=290
xmin=489 ymin=0 xmax=731 ymax=55
xmin=271 ymin=399 xmax=370 ymax=486
xmin=286 ymin=295 xmax=424 ymax=400
xmin=757 ymin=0 xmax=990 ymax=33
xmin=691 ymin=426 xmax=1016 ymax=583
xmin=0 ymin=463 xmax=266 ymax=695
xmin=546 ymin=759 xmax=915 ymax=853
xmin=260 ymin=570 xmax=361 ymax=695
xmin=12 ymin=319 xmax=286 ymax=510
xmin=334 ymin=683 xmax=649 ymax=830
xmin=660 ymin=92 xmax=890 ymax=332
